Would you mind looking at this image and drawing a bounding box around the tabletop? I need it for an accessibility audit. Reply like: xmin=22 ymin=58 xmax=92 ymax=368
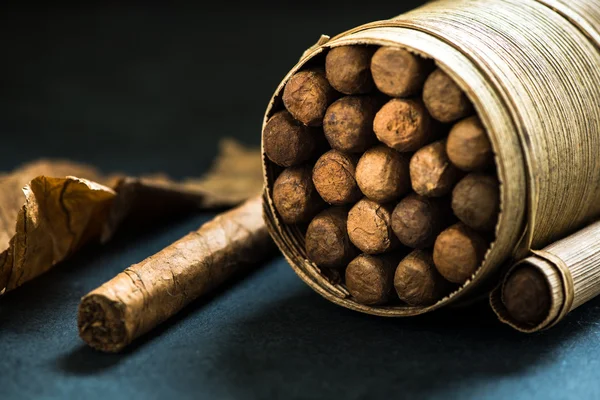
xmin=1 ymin=2 xmax=599 ymax=399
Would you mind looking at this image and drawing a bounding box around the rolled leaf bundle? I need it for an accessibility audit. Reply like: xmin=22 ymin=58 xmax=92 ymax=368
xmin=262 ymin=0 xmax=600 ymax=318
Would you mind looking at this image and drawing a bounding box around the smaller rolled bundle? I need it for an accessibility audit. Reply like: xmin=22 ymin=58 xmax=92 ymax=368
xmin=491 ymin=220 xmax=600 ymax=332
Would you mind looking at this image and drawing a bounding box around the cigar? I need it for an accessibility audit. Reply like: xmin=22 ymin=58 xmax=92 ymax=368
xmin=347 ymin=198 xmax=399 ymax=254
xmin=394 ymin=249 xmax=451 ymax=306
xmin=325 ymin=45 xmax=376 ymax=95
xmin=370 ymin=46 xmax=433 ymax=98
xmin=312 ymin=149 xmax=362 ymax=205
xmin=323 ymin=95 xmax=380 ymax=153
xmin=345 ymin=253 xmax=397 ymax=305
xmin=263 ymin=110 xmax=320 ymax=167
xmin=283 ymin=68 xmax=338 ymax=126
xmin=433 ymin=223 xmax=488 ymax=284
xmin=391 ymin=193 xmax=450 ymax=248
xmin=452 ymin=173 xmax=500 ymax=232
xmin=410 ymin=140 xmax=460 ymax=197
xmin=446 ymin=116 xmax=493 ymax=171
xmin=501 ymin=266 xmax=551 ymax=326
xmin=78 ymin=197 xmax=275 ymax=352
xmin=423 ymin=69 xmax=473 ymax=123
xmin=373 ymin=98 xmax=435 ymax=152
xmin=305 ymin=207 xmax=358 ymax=269
xmin=273 ymin=165 xmax=325 ymax=224
xmin=355 ymin=145 xmax=411 ymax=203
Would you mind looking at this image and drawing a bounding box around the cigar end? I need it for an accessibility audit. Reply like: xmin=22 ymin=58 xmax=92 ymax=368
xmin=502 ymin=266 xmax=551 ymax=326
xmin=78 ymin=294 xmax=128 ymax=353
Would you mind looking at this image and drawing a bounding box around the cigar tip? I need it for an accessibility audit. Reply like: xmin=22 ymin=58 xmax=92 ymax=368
xmin=502 ymin=266 xmax=551 ymax=326
xmin=78 ymin=294 xmax=128 ymax=353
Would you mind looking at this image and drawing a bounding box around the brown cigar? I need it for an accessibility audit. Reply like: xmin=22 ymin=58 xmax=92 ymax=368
xmin=410 ymin=140 xmax=460 ymax=197
xmin=305 ymin=207 xmax=358 ymax=269
xmin=325 ymin=46 xmax=376 ymax=95
xmin=283 ymin=68 xmax=338 ymax=127
xmin=345 ymin=253 xmax=398 ymax=305
xmin=370 ymin=47 xmax=433 ymax=97
xmin=452 ymin=173 xmax=500 ymax=232
xmin=273 ymin=165 xmax=325 ymax=224
xmin=446 ymin=116 xmax=493 ymax=171
xmin=433 ymin=223 xmax=488 ymax=284
xmin=323 ymin=96 xmax=380 ymax=153
xmin=502 ymin=266 xmax=551 ymax=326
xmin=263 ymin=110 xmax=320 ymax=167
xmin=373 ymin=98 xmax=435 ymax=152
xmin=391 ymin=193 xmax=450 ymax=248
xmin=78 ymin=197 xmax=275 ymax=352
xmin=347 ymin=198 xmax=399 ymax=254
xmin=312 ymin=150 xmax=362 ymax=205
xmin=355 ymin=145 xmax=411 ymax=204
xmin=423 ymin=69 xmax=473 ymax=123
xmin=394 ymin=249 xmax=451 ymax=306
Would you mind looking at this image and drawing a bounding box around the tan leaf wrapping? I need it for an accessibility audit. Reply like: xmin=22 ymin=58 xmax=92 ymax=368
xmin=0 ymin=139 xmax=263 ymax=295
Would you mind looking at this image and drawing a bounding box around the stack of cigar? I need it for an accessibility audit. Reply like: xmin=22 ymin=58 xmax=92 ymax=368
xmin=265 ymin=45 xmax=499 ymax=307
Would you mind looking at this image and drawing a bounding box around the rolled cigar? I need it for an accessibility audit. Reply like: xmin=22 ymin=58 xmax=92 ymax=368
xmin=323 ymin=96 xmax=380 ymax=153
xmin=263 ymin=110 xmax=319 ymax=167
xmin=394 ymin=250 xmax=451 ymax=306
xmin=325 ymin=45 xmax=375 ymax=95
xmin=423 ymin=69 xmax=473 ymax=123
xmin=355 ymin=145 xmax=411 ymax=203
xmin=501 ymin=266 xmax=551 ymax=326
xmin=446 ymin=116 xmax=493 ymax=171
xmin=312 ymin=150 xmax=362 ymax=205
xmin=78 ymin=197 xmax=275 ymax=353
xmin=452 ymin=173 xmax=500 ymax=232
xmin=370 ymin=47 xmax=433 ymax=97
xmin=347 ymin=198 xmax=399 ymax=254
xmin=305 ymin=207 xmax=358 ymax=269
xmin=345 ymin=253 xmax=398 ymax=305
xmin=391 ymin=193 xmax=450 ymax=248
xmin=410 ymin=140 xmax=460 ymax=197
xmin=283 ymin=68 xmax=338 ymax=126
xmin=433 ymin=223 xmax=488 ymax=284
xmin=373 ymin=98 xmax=434 ymax=152
xmin=273 ymin=165 xmax=325 ymax=224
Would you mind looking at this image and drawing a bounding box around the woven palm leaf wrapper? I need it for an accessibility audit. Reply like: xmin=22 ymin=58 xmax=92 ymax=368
xmin=262 ymin=0 xmax=600 ymax=319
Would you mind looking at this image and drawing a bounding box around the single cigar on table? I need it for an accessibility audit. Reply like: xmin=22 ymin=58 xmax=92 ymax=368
xmin=501 ymin=267 xmax=551 ymax=326
xmin=305 ymin=207 xmax=358 ymax=269
xmin=312 ymin=150 xmax=362 ymax=205
xmin=373 ymin=98 xmax=435 ymax=152
xmin=263 ymin=110 xmax=321 ymax=167
xmin=355 ymin=145 xmax=411 ymax=203
xmin=283 ymin=68 xmax=338 ymax=126
xmin=325 ymin=45 xmax=376 ymax=95
xmin=410 ymin=140 xmax=460 ymax=197
xmin=395 ymin=250 xmax=451 ymax=306
xmin=345 ymin=254 xmax=398 ymax=305
xmin=446 ymin=116 xmax=493 ymax=171
xmin=423 ymin=69 xmax=473 ymax=123
xmin=452 ymin=173 xmax=500 ymax=232
xmin=273 ymin=165 xmax=325 ymax=224
xmin=391 ymin=193 xmax=450 ymax=248
xmin=78 ymin=197 xmax=275 ymax=353
xmin=323 ymin=96 xmax=380 ymax=153
xmin=371 ymin=47 xmax=433 ymax=97
xmin=433 ymin=223 xmax=488 ymax=284
xmin=347 ymin=198 xmax=399 ymax=254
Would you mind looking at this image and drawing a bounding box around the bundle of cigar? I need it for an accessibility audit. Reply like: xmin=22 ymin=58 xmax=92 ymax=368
xmin=265 ymin=45 xmax=500 ymax=307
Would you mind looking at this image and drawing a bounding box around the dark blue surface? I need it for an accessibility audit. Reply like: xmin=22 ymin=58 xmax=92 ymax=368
xmin=1 ymin=2 xmax=599 ymax=399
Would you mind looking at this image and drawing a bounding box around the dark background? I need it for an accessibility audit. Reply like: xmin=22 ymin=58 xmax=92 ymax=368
xmin=1 ymin=2 xmax=599 ymax=399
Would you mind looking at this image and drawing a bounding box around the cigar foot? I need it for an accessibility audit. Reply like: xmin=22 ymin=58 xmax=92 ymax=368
xmin=502 ymin=267 xmax=551 ymax=326
xmin=78 ymin=294 xmax=127 ymax=353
